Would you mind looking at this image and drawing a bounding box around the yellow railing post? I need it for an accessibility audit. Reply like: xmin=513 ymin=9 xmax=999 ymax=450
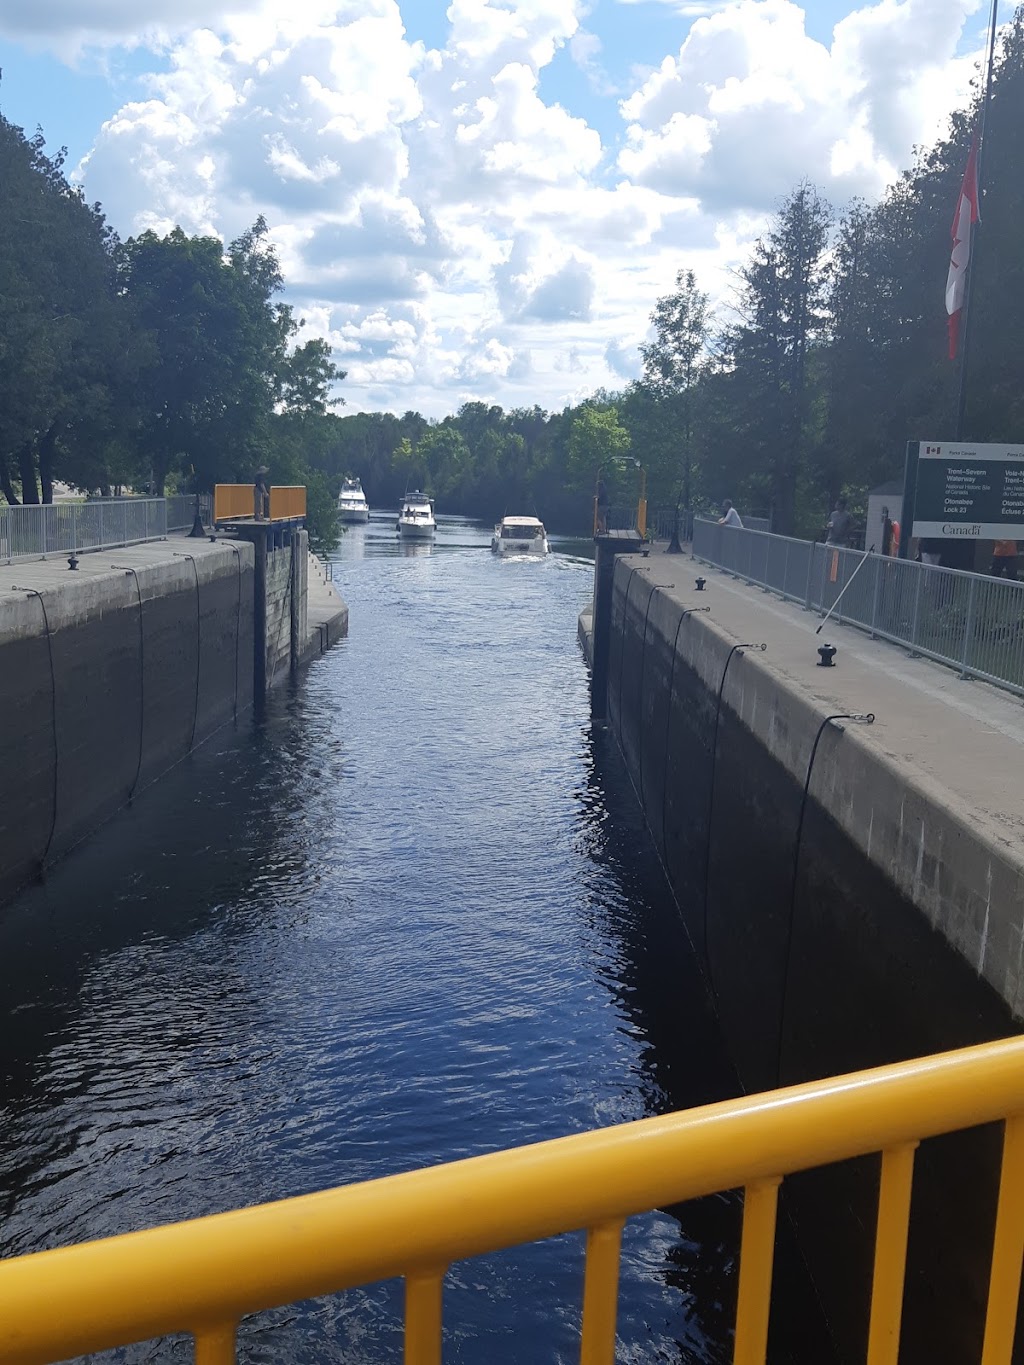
xmin=580 ymin=1219 xmax=624 ymax=1365
xmin=733 ymin=1177 xmax=780 ymax=1365
xmin=5 ymin=1039 xmax=1024 ymax=1365
xmin=866 ymin=1142 xmax=917 ymax=1365
xmin=404 ymin=1268 xmax=445 ymax=1365
xmin=193 ymin=1321 xmax=236 ymax=1364
xmin=981 ymin=1113 xmax=1024 ymax=1365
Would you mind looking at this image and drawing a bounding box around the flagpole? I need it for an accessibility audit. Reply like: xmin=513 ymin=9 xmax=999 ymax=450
xmin=954 ymin=0 xmax=1000 ymax=439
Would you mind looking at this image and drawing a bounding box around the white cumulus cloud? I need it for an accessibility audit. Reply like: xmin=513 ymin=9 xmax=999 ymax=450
xmin=0 ymin=0 xmax=990 ymax=415
xmin=618 ymin=0 xmax=980 ymax=210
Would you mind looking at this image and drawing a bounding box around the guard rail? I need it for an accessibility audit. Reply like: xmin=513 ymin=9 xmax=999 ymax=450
xmin=693 ymin=519 xmax=1024 ymax=698
xmin=0 ymin=498 xmax=168 ymax=563
xmin=2 ymin=1038 xmax=1024 ymax=1364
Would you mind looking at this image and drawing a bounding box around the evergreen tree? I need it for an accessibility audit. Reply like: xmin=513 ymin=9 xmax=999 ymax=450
xmin=639 ymin=269 xmax=711 ymax=514
xmin=724 ymin=182 xmax=832 ymax=533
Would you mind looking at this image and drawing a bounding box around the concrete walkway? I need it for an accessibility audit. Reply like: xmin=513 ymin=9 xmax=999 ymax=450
xmin=2 ymin=535 xmax=348 ymax=665
xmin=626 ymin=545 xmax=1024 ymax=864
xmin=1 ymin=534 xmax=232 ymax=599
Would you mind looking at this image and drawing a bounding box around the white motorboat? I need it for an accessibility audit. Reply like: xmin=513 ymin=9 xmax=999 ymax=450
xmin=491 ymin=515 xmax=549 ymax=556
xmin=397 ymin=491 xmax=436 ymax=539
xmin=338 ymin=478 xmax=369 ymax=523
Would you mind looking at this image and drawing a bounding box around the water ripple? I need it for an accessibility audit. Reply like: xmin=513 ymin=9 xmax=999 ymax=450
xmin=0 ymin=516 xmax=750 ymax=1363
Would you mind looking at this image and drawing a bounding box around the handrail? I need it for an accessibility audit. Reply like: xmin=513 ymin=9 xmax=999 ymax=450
xmin=692 ymin=517 xmax=1024 ymax=698
xmin=212 ymin=485 xmax=254 ymax=523
xmin=269 ymin=485 xmax=306 ymax=521
xmin=0 ymin=499 xmax=168 ymax=563
xmin=3 ymin=1037 xmax=1024 ymax=1364
xmin=212 ymin=485 xmax=307 ymax=525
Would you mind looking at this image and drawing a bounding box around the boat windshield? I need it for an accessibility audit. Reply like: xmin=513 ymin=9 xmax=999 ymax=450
xmin=501 ymin=524 xmax=543 ymax=538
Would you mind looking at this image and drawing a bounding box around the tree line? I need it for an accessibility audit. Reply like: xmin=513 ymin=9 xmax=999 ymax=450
xmin=1 ymin=117 xmax=344 ymax=543
xmin=599 ymin=4 xmax=1024 ymax=540
xmin=275 ymin=6 xmax=1024 ymax=539
xmin=3 ymin=9 xmax=1024 ymax=542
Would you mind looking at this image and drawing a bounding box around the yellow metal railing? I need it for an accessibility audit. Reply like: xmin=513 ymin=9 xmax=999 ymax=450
xmin=269 ymin=485 xmax=306 ymax=521
xmin=3 ymin=1038 xmax=1024 ymax=1365
xmin=212 ymin=484 xmax=254 ymax=523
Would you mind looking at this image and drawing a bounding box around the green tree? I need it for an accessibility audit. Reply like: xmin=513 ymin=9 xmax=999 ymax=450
xmin=0 ymin=115 xmax=126 ymax=503
xmin=639 ymin=268 xmax=712 ymax=513
xmin=724 ymin=182 xmax=832 ymax=532
xmin=419 ymin=423 xmax=471 ymax=497
xmin=120 ymin=217 xmax=300 ymax=494
xmin=566 ymin=404 xmax=631 ymax=495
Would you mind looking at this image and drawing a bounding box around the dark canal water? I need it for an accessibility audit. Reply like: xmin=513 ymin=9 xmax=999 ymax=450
xmin=0 ymin=514 xmax=830 ymax=1363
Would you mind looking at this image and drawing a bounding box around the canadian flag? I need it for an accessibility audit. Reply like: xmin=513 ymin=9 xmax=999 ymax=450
xmin=945 ymin=134 xmax=980 ymax=360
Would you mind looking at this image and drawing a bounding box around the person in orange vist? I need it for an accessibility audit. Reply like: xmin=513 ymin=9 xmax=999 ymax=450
xmin=991 ymin=539 xmax=1018 ymax=579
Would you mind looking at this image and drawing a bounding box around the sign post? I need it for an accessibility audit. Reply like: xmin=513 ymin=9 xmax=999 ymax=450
xmin=901 ymin=440 xmax=1024 ymax=548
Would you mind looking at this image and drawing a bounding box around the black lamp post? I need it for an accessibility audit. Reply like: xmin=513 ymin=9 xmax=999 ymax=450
xmin=667 ymin=502 xmax=683 ymax=554
xmin=188 ymin=479 xmax=206 ymax=538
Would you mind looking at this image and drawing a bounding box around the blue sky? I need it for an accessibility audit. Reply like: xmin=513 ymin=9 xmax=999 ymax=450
xmin=0 ymin=45 xmax=158 ymax=165
xmin=0 ymin=0 xmax=995 ymax=415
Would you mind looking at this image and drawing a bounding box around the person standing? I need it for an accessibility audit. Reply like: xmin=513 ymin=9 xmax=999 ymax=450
xmin=825 ymin=496 xmax=851 ymax=546
xmin=991 ymin=539 xmax=1018 ymax=579
xmin=254 ymin=466 xmax=270 ymax=521
xmin=717 ymin=499 xmax=743 ymax=528
xmin=595 ymin=470 xmax=609 ymax=535
xmin=881 ymin=506 xmax=893 ymax=557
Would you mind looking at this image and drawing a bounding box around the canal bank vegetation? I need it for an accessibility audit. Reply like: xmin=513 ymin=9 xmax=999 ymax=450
xmin=4 ymin=11 xmax=1024 ymax=540
xmin=0 ymin=117 xmax=343 ymax=547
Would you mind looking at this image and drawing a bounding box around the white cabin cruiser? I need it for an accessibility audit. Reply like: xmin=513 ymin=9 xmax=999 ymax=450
xmin=491 ymin=516 xmax=549 ymax=556
xmin=338 ymin=478 xmax=369 ymax=523
xmin=398 ymin=492 xmax=436 ymax=539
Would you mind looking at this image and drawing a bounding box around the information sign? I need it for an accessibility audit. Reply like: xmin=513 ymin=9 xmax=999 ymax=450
xmin=910 ymin=440 xmax=1024 ymax=539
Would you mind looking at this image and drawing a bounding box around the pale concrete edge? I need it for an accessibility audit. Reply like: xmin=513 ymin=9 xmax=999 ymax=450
xmin=297 ymin=551 xmax=349 ymax=670
xmin=0 ymin=541 xmax=254 ymax=640
xmin=578 ymin=609 xmax=594 ymax=667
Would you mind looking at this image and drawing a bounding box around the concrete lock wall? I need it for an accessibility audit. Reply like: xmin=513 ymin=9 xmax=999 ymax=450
xmin=237 ymin=525 xmax=321 ymax=703
xmin=0 ymin=544 xmax=255 ymax=906
xmin=265 ymin=541 xmax=294 ymax=688
xmin=602 ymin=556 xmax=1022 ymax=1365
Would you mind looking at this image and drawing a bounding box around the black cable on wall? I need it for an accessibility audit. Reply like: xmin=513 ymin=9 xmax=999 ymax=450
xmin=774 ymin=710 xmax=875 ymax=1087
xmin=634 ymin=578 xmax=659 ymax=804
xmin=13 ymin=586 xmax=59 ymax=873
xmin=175 ymin=553 xmax=202 ymax=752
xmin=113 ymin=567 xmax=146 ymax=802
xmin=230 ymin=545 xmax=241 ymax=720
xmin=659 ymin=603 xmax=710 ymax=862
xmin=614 ymin=565 xmax=640 ymax=732
xmin=701 ymin=639 xmax=767 ymax=994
